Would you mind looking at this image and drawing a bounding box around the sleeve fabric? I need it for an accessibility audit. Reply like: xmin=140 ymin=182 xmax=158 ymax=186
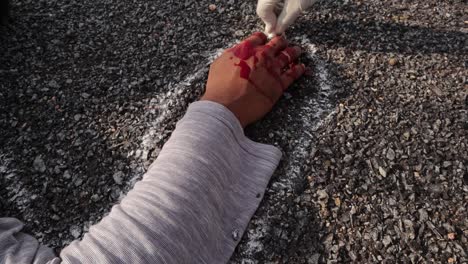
xmin=0 ymin=101 xmax=282 ymax=264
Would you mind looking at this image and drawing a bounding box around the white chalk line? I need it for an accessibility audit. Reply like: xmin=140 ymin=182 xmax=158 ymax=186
xmin=238 ymin=37 xmax=338 ymax=259
xmin=123 ymin=38 xmax=337 ymax=261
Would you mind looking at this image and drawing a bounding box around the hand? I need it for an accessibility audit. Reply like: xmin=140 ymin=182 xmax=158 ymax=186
xmin=201 ymin=32 xmax=305 ymax=128
xmin=256 ymin=0 xmax=316 ymax=37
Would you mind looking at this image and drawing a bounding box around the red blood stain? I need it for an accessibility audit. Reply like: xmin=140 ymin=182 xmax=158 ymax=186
xmin=229 ymin=35 xmax=298 ymax=94
xmin=234 ymin=60 xmax=251 ymax=79
xmin=229 ymin=41 xmax=256 ymax=60
xmin=252 ymin=32 xmax=268 ymax=43
xmin=259 ymin=51 xmax=285 ymax=90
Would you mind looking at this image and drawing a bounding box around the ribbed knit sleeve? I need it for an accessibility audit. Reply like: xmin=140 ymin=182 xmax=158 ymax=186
xmin=0 ymin=101 xmax=282 ymax=264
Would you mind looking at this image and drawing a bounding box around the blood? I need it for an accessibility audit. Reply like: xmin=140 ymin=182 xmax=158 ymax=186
xmin=260 ymin=51 xmax=285 ymax=90
xmin=234 ymin=60 xmax=251 ymax=79
xmin=229 ymin=35 xmax=289 ymax=93
xmin=229 ymin=41 xmax=256 ymax=60
xmin=252 ymin=32 xmax=268 ymax=43
xmin=253 ymin=55 xmax=258 ymax=65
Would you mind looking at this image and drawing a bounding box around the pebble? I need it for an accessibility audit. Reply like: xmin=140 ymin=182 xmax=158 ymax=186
xmin=382 ymin=235 xmax=392 ymax=247
xmin=74 ymin=179 xmax=83 ymax=187
xmin=234 ymin=30 xmax=244 ymax=37
xmin=378 ymin=166 xmax=387 ymax=177
xmin=91 ymin=194 xmax=100 ymax=202
xmin=69 ymin=226 xmax=81 ymax=239
xmin=63 ymin=170 xmax=71 ymax=179
xmin=343 ymin=154 xmax=353 ymax=163
xmin=51 ymin=214 xmax=60 ymax=220
xmin=386 ymin=148 xmax=395 ymax=161
xmin=388 ymin=58 xmax=398 ymax=66
xmin=113 ymin=171 xmax=124 ymax=185
xmin=48 ymin=80 xmax=60 ymax=88
xmin=447 ymin=232 xmax=456 ymax=240
xmin=208 ymin=4 xmax=216 ymax=11
xmin=33 ymin=156 xmax=46 ymax=172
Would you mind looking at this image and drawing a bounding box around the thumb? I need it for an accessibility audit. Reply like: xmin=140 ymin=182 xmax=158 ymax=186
xmin=276 ymin=0 xmax=315 ymax=34
xmin=256 ymin=0 xmax=280 ymax=37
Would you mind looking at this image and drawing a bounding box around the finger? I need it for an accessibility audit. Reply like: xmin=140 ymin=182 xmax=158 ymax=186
xmin=230 ymin=32 xmax=267 ymax=60
xmin=275 ymin=0 xmax=303 ymax=34
xmin=262 ymin=35 xmax=288 ymax=58
xmin=243 ymin=32 xmax=268 ymax=47
xmin=281 ymin=63 xmax=306 ymax=88
xmin=256 ymin=0 xmax=280 ymax=35
xmin=277 ymin=46 xmax=302 ymax=68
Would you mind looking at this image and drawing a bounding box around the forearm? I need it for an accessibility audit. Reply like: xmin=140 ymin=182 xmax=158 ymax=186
xmin=59 ymin=101 xmax=282 ymax=263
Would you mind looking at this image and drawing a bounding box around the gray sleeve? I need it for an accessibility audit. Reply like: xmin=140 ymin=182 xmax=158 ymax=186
xmin=0 ymin=101 xmax=282 ymax=264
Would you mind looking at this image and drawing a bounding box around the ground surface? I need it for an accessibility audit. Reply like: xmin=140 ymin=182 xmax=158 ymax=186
xmin=1 ymin=0 xmax=467 ymax=263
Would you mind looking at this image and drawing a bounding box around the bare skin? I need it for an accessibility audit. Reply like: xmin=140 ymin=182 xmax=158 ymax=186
xmin=202 ymin=32 xmax=305 ymax=127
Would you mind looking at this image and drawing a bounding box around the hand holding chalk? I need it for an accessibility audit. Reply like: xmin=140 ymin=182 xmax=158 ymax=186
xmin=256 ymin=0 xmax=317 ymax=37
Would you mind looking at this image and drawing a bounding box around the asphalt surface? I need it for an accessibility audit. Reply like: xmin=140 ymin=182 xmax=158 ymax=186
xmin=1 ymin=0 xmax=467 ymax=263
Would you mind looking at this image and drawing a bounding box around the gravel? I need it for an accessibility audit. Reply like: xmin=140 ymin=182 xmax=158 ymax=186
xmin=1 ymin=0 xmax=466 ymax=263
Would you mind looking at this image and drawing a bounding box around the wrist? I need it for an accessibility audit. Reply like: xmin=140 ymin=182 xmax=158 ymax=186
xmin=199 ymin=96 xmax=247 ymax=128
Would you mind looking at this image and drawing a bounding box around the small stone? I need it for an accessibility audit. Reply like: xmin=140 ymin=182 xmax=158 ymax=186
xmin=388 ymin=58 xmax=397 ymax=66
xmin=317 ymin=189 xmax=328 ymax=201
xmin=113 ymin=171 xmax=124 ymax=185
xmin=334 ymin=197 xmax=341 ymax=207
xmin=74 ymin=178 xmax=83 ymax=187
xmin=51 ymin=214 xmax=60 ymax=220
xmin=382 ymin=235 xmax=392 ymax=247
xmin=431 ymin=87 xmax=443 ymax=96
xmin=403 ymin=131 xmax=410 ymax=140
xmin=378 ymin=166 xmax=387 ymax=177
xmin=70 ymin=226 xmax=81 ymax=238
xmin=63 ymin=170 xmax=71 ymax=179
xmin=443 ymin=161 xmax=452 ymax=168
xmin=447 ymin=232 xmax=456 ymax=240
xmin=48 ymin=80 xmax=60 ymax=88
xmin=33 ymin=156 xmax=46 ymax=172
xmin=208 ymin=4 xmax=216 ymax=11
xmin=418 ymin=209 xmax=428 ymax=221
xmin=74 ymin=114 xmax=81 ymax=121
xmin=91 ymin=194 xmax=100 ymax=202
xmin=447 ymin=258 xmax=455 ymax=263
xmin=234 ymin=30 xmax=244 ymax=37
xmin=386 ymin=148 xmax=395 ymax=161
xmin=66 ymin=79 xmax=73 ymax=84
xmin=403 ymin=219 xmax=415 ymax=240
xmin=343 ymin=154 xmax=353 ymax=163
